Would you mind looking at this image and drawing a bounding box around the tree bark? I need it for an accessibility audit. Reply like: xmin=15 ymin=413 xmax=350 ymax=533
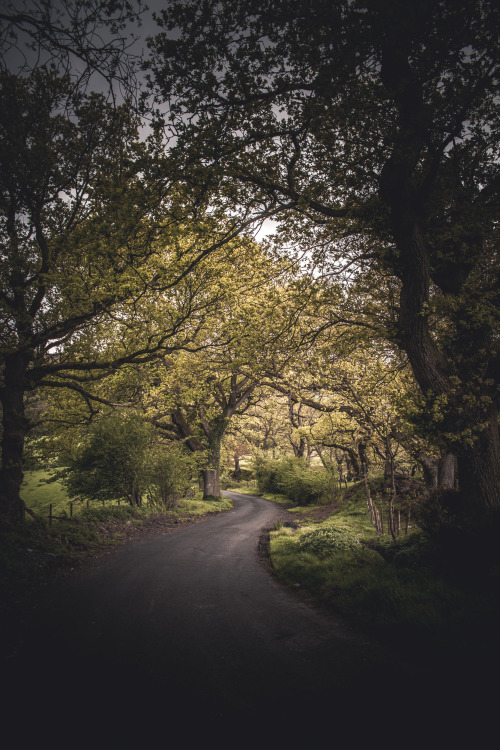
xmin=203 ymin=469 xmax=220 ymax=498
xmin=379 ymin=41 xmax=500 ymax=516
xmin=438 ymin=453 xmax=455 ymax=490
xmin=0 ymin=353 xmax=30 ymax=516
xmin=456 ymin=407 xmax=500 ymax=515
xmin=202 ymin=419 xmax=227 ymax=499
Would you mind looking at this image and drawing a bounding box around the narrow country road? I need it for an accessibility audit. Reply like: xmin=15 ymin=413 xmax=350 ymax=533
xmin=3 ymin=491 xmax=466 ymax=743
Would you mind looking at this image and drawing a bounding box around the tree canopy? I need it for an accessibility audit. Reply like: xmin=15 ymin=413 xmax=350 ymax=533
xmin=1 ymin=0 xmax=499 ymax=535
xmin=146 ymin=0 xmax=500 ymax=517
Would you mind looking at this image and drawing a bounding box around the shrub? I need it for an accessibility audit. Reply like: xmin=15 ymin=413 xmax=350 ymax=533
xmin=253 ymin=454 xmax=281 ymax=494
xmin=144 ymin=446 xmax=196 ymax=509
xmin=64 ymin=412 xmax=153 ymax=505
xmin=369 ymin=533 xmax=435 ymax=569
xmin=275 ymin=457 xmax=336 ymax=505
xmin=298 ymin=525 xmax=360 ymax=556
xmin=254 ymin=454 xmax=338 ymax=505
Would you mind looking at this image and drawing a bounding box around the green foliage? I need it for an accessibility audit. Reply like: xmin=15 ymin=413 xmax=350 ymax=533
xmin=368 ymin=533 xmax=436 ymax=570
xmin=63 ymin=412 xmax=199 ymax=510
xmin=78 ymin=504 xmax=143 ymax=523
xmin=64 ymin=412 xmax=153 ymax=504
xmin=253 ymin=454 xmax=281 ymax=494
xmin=414 ymin=488 xmax=477 ymax=538
xmin=254 ymin=454 xmax=337 ymax=505
xmin=144 ymin=446 xmax=197 ymax=510
xmin=177 ymin=495 xmax=233 ymax=514
xmin=269 ymin=489 xmax=500 ymax=660
xmin=298 ymin=525 xmax=361 ymax=556
xmin=146 ymin=0 xmax=500 ymax=517
xmin=40 ymin=522 xmax=101 ymax=553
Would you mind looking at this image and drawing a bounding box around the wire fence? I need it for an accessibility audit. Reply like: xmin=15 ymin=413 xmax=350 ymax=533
xmin=20 ymin=496 xmax=122 ymax=523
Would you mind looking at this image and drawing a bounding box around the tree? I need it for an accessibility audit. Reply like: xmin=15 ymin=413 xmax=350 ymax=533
xmin=144 ymin=246 xmax=295 ymax=498
xmin=63 ymin=409 xmax=196 ymax=507
xmin=0 ymin=66 xmax=159 ymax=516
xmin=2 ymin=56 xmax=277 ymax=516
xmin=0 ymin=0 xmax=144 ymax=99
xmin=163 ymin=357 xmax=261 ymax=498
xmin=147 ymin=0 xmax=500 ymax=523
xmin=123 ymin=240 xmax=304 ymax=499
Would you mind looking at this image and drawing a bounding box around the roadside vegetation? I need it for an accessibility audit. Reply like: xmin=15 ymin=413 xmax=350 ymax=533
xmin=227 ymin=468 xmax=500 ymax=671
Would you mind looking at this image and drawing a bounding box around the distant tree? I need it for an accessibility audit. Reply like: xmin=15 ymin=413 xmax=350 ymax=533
xmin=144 ymin=244 xmax=295 ymax=499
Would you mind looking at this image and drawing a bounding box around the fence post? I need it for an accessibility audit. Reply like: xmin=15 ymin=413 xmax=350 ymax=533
xmin=69 ymin=501 xmax=73 ymax=518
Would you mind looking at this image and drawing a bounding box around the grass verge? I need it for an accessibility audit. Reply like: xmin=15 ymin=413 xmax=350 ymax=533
xmin=267 ymin=480 xmax=500 ymax=670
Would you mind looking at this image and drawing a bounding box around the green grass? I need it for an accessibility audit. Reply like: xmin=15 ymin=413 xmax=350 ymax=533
xmin=177 ymin=495 xmax=233 ymax=514
xmin=268 ymin=480 xmax=500 ymax=667
xmin=20 ymin=470 xmax=233 ymax=520
xmin=21 ymin=469 xmax=73 ymax=517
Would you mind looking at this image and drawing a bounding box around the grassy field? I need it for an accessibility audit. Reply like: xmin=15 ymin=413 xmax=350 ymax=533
xmin=20 ymin=470 xmax=233 ymax=520
xmin=21 ymin=470 xmax=75 ymax=518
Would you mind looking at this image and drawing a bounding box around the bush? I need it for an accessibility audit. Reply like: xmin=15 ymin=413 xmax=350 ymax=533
xmin=254 ymin=454 xmax=338 ymax=505
xmin=64 ymin=412 xmax=153 ymax=505
xmin=64 ymin=413 xmax=197 ymax=510
xmin=144 ymin=446 xmax=196 ymax=509
xmin=369 ymin=533 xmax=436 ymax=569
xmin=254 ymin=455 xmax=281 ymax=494
xmin=298 ymin=525 xmax=360 ymax=556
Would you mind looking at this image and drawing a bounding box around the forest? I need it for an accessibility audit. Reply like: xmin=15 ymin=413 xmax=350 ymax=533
xmin=1 ymin=0 xmax=499 ymax=592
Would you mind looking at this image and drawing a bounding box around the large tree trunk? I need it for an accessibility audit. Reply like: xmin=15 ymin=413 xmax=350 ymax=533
xmin=0 ymin=353 xmax=30 ymax=517
xmin=203 ymin=468 xmax=220 ymax=499
xmin=202 ymin=420 xmax=226 ymax=499
xmin=456 ymin=408 xmax=500 ymax=515
xmin=380 ymin=43 xmax=500 ymax=517
xmin=438 ymin=453 xmax=456 ymax=490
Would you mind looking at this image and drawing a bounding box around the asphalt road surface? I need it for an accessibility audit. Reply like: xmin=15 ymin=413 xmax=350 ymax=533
xmin=3 ymin=491 xmax=489 ymax=744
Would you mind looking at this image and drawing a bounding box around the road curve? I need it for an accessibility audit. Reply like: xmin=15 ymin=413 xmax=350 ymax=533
xmin=3 ymin=491 xmax=456 ymax=743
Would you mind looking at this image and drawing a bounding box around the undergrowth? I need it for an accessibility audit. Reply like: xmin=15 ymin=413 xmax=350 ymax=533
xmin=269 ymin=479 xmax=500 ymax=667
